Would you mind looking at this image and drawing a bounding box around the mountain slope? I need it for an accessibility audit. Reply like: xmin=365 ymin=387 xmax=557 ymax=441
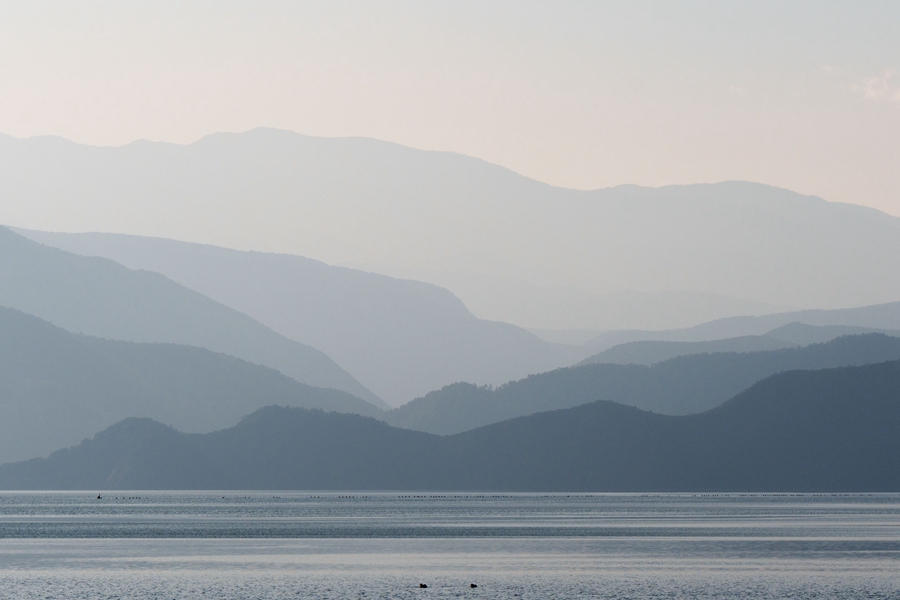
xmin=4 ymin=360 xmax=900 ymax=491
xmin=385 ymin=334 xmax=900 ymax=434
xmin=764 ymin=322 xmax=900 ymax=345
xmin=578 ymin=322 xmax=898 ymax=366
xmin=583 ymin=304 xmax=900 ymax=354
xmin=15 ymin=230 xmax=583 ymax=404
xmin=3 ymin=129 xmax=900 ymax=329
xmin=0 ymin=227 xmax=383 ymax=407
xmin=362 ymin=268 xmax=789 ymax=331
xmin=579 ymin=335 xmax=796 ymax=366
xmin=0 ymin=306 xmax=381 ymax=463
xmin=445 ymin=360 xmax=900 ymax=492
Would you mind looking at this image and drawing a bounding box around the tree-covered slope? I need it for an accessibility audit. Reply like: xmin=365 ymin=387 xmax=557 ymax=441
xmin=386 ymin=333 xmax=900 ymax=434
xmin=4 ymin=360 xmax=899 ymax=492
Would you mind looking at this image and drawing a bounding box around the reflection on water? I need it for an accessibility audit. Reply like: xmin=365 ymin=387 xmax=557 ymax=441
xmin=0 ymin=492 xmax=898 ymax=598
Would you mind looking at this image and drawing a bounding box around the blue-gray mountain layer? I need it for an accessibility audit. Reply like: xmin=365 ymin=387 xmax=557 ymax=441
xmin=3 ymin=129 xmax=900 ymax=330
xmin=384 ymin=334 xmax=900 ymax=434
xmin=15 ymin=230 xmax=583 ymax=404
xmin=0 ymin=306 xmax=380 ymax=463
xmin=579 ymin=323 xmax=899 ymax=366
xmin=583 ymin=305 xmax=900 ymax=354
xmin=3 ymin=360 xmax=899 ymax=492
xmin=0 ymin=227 xmax=383 ymax=407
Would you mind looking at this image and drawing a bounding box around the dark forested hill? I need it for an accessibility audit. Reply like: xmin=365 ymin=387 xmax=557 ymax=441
xmin=0 ymin=227 xmax=382 ymax=407
xmin=0 ymin=307 xmax=381 ymax=463
xmin=385 ymin=333 xmax=900 ymax=434
xmin=3 ymin=360 xmax=899 ymax=492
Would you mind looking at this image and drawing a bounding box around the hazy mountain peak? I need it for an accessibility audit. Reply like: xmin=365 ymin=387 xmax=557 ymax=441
xmin=4 ymin=131 xmax=900 ymax=332
xmin=18 ymin=228 xmax=584 ymax=404
xmin=0 ymin=226 xmax=385 ymax=407
xmin=0 ymin=304 xmax=384 ymax=463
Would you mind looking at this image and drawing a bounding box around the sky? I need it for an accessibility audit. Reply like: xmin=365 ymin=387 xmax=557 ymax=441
xmin=1 ymin=1 xmax=898 ymax=215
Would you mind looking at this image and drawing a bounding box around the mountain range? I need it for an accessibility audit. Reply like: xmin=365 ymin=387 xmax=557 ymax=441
xmin=15 ymin=229 xmax=583 ymax=404
xmin=583 ymin=304 xmax=900 ymax=354
xmin=0 ymin=306 xmax=379 ymax=463
xmin=383 ymin=333 xmax=900 ymax=434
xmin=3 ymin=129 xmax=900 ymax=492
xmin=580 ymin=322 xmax=900 ymax=366
xmin=6 ymin=295 xmax=900 ymax=456
xmin=0 ymin=226 xmax=384 ymax=407
xmin=4 ymin=129 xmax=900 ymax=330
xmin=17 ymin=227 xmax=900 ymax=404
xmin=3 ymin=359 xmax=899 ymax=492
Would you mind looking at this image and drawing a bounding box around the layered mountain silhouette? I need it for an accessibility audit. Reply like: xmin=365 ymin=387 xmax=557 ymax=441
xmin=4 ymin=129 xmax=900 ymax=330
xmin=16 ymin=230 xmax=583 ymax=404
xmin=363 ymin=268 xmax=788 ymax=331
xmin=581 ymin=334 xmax=795 ymax=366
xmin=3 ymin=360 xmax=899 ymax=492
xmin=580 ymin=322 xmax=899 ymax=366
xmin=583 ymin=305 xmax=900 ymax=354
xmin=0 ymin=306 xmax=380 ymax=463
xmin=384 ymin=334 xmax=900 ymax=434
xmin=0 ymin=227 xmax=383 ymax=407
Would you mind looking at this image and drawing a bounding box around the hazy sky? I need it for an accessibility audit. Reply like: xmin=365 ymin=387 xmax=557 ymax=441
xmin=1 ymin=1 xmax=898 ymax=215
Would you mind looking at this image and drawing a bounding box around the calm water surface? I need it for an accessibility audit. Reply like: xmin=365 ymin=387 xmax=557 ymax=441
xmin=0 ymin=492 xmax=898 ymax=598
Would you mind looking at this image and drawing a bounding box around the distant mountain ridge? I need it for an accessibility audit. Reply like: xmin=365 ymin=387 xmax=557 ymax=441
xmin=4 ymin=359 xmax=900 ymax=491
xmin=15 ymin=230 xmax=584 ymax=404
xmin=0 ymin=227 xmax=384 ymax=407
xmin=384 ymin=333 xmax=900 ymax=434
xmin=583 ymin=305 xmax=900 ymax=354
xmin=0 ymin=306 xmax=380 ymax=463
xmin=580 ymin=335 xmax=795 ymax=366
xmin=3 ymin=129 xmax=900 ymax=329
xmin=579 ymin=322 xmax=900 ymax=366
xmin=358 ymin=267 xmax=790 ymax=331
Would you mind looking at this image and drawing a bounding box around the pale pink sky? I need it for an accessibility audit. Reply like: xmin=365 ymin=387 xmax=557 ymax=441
xmin=1 ymin=1 xmax=898 ymax=215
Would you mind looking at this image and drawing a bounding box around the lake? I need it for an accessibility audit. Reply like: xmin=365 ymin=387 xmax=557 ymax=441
xmin=0 ymin=492 xmax=898 ymax=598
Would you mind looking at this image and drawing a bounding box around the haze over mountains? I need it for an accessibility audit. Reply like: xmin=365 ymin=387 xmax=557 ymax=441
xmin=0 ymin=306 xmax=381 ymax=463
xmin=384 ymin=333 xmax=900 ymax=434
xmin=2 ymin=128 xmax=900 ymax=493
xmin=4 ymin=129 xmax=900 ymax=330
xmin=580 ymin=323 xmax=900 ymax=366
xmin=583 ymin=304 xmax=900 ymax=354
xmin=0 ymin=227 xmax=382 ymax=407
xmin=7 ymin=290 xmax=898 ymax=459
xmin=4 ymin=360 xmax=899 ymax=492
xmin=367 ymin=269 xmax=788 ymax=332
xmin=17 ymin=230 xmax=582 ymax=404
xmin=15 ymin=226 xmax=900 ymax=404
